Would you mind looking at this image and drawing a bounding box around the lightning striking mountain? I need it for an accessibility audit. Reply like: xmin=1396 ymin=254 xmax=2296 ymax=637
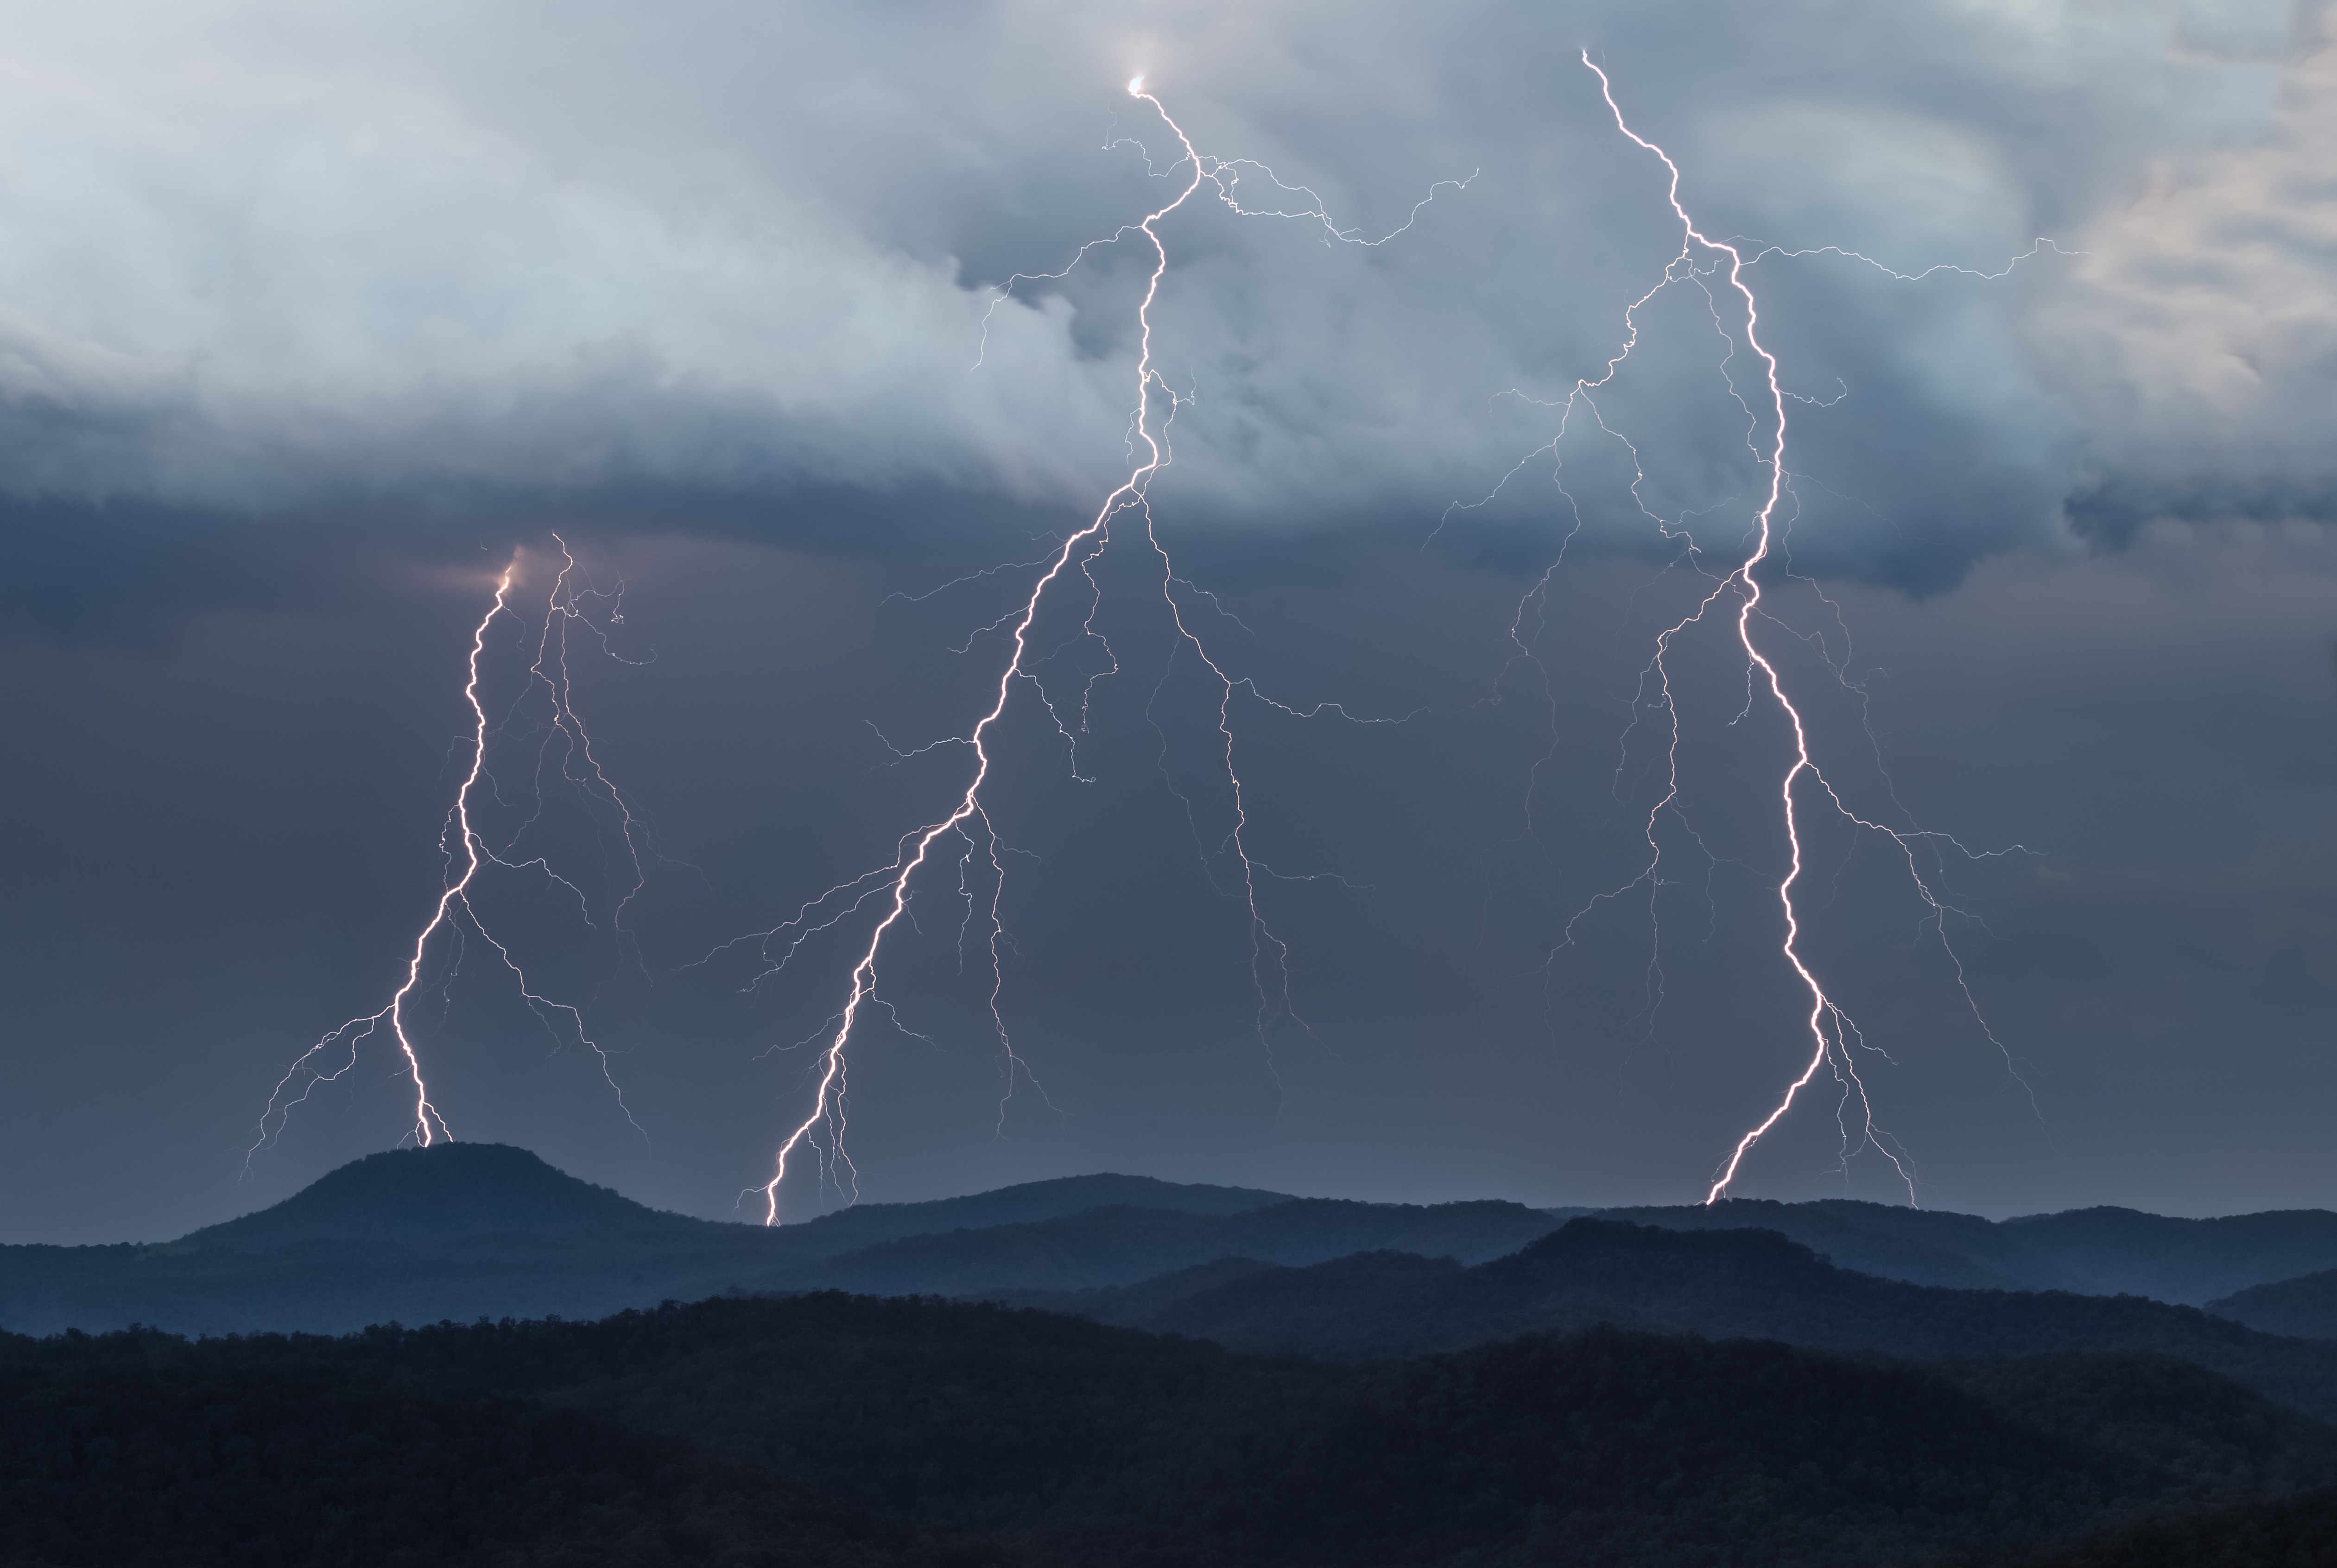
xmin=717 ymin=79 xmax=1465 ymax=1224
xmin=716 ymin=55 xmax=2056 ymax=1220
xmin=1481 ymin=55 xmax=2042 ymax=1204
xmin=249 ymin=538 xmax=652 ymax=1165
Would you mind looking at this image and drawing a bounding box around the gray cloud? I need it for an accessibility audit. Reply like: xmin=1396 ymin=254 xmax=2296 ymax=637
xmin=0 ymin=0 xmax=2323 ymax=582
xmin=2041 ymin=5 xmax=2337 ymax=535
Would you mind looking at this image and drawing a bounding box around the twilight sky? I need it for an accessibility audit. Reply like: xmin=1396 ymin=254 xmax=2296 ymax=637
xmin=2 ymin=0 xmax=2332 ymax=1241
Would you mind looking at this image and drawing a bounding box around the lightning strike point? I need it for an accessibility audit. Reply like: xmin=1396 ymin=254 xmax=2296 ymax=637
xmin=248 ymin=542 xmax=652 ymax=1170
xmin=733 ymin=78 xmax=1463 ymax=1225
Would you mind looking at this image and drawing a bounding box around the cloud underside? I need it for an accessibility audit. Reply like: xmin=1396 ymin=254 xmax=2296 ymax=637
xmin=0 ymin=0 xmax=2329 ymax=582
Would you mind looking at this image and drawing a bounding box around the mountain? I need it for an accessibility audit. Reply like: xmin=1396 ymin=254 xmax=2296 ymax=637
xmin=799 ymin=1190 xmax=2337 ymax=1307
xmin=0 ymin=1146 xmax=1505 ymax=1336
xmin=1602 ymin=1198 xmax=2337 ymax=1305
xmin=183 ymin=1145 xmax=1286 ymax=1258
xmin=2210 ymin=1267 xmax=2337 ymax=1340
xmin=171 ymin=1143 xmax=719 ymax=1250
xmin=810 ymin=1197 xmax=1562 ymax=1296
xmin=2002 ymin=1207 xmax=2337 ymax=1304
xmin=1014 ymin=1218 xmax=2337 ymax=1423
xmin=14 ymin=1292 xmax=2337 ymax=1568
xmin=766 ymin=1169 xmax=1290 ymax=1258
xmin=16 ymin=1144 xmax=2337 ymax=1344
xmin=1596 ymin=1197 xmax=2038 ymax=1290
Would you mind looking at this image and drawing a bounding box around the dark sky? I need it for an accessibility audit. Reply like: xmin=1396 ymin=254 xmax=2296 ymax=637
xmin=1 ymin=0 xmax=2332 ymax=1241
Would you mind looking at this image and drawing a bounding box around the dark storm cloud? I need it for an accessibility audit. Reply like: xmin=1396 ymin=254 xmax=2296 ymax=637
xmin=0 ymin=0 xmax=2327 ymax=595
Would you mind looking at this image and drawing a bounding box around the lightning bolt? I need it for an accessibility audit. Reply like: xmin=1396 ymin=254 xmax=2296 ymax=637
xmin=249 ymin=538 xmax=651 ymax=1165
xmin=728 ymin=79 xmax=1462 ymax=1224
xmin=1495 ymin=54 xmax=2040 ymax=1206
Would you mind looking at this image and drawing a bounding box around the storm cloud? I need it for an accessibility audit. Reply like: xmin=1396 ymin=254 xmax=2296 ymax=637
xmin=0 ymin=1 xmax=2324 ymax=573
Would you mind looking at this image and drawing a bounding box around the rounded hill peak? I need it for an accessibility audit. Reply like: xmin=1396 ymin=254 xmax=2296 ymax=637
xmin=181 ymin=1144 xmax=710 ymax=1251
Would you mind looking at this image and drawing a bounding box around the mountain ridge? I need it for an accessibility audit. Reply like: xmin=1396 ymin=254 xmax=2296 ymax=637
xmin=2212 ymin=1266 xmax=2337 ymax=1339
xmin=1602 ymin=1196 xmax=2337 ymax=1304
xmin=1006 ymin=1217 xmax=2337 ymax=1423
xmin=175 ymin=1145 xmax=1292 ymax=1257
xmin=176 ymin=1144 xmax=718 ymax=1251
xmin=17 ymin=1144 xmax=2337 ymax=1347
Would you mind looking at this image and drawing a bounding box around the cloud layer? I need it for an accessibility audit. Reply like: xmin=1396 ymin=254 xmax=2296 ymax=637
xmin=0 ymin=0 xmax=2324 ymax=575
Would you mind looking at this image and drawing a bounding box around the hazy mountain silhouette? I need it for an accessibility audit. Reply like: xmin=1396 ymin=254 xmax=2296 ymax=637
xmin=16 ymin=1142 xmax=2337 ymax=1361
xmin=173 ymin=1144 xmax=720 ymax=1250
xmin=2211 ymin=1267 xmax=2337 ymax=1340
xmin=0 ymin=1146 xmax=1502 ymax=1335
xmin=756 ymin=1168 xmax=1290 ymax=1259
xmin=810 ymin=1198 xmax=1561 ymax=1296
xmin=1015 ymin=1218 xmax=2337 ymax=1423
xmin=860 ymin=1194 xmax=2337 ymax=1313
xmin=201 ymin=1147 xmax=2337 ymax=1303
xmin=1602 ymin=1198 xmax=2337 ymax=1305
xmin=181 ymin=1144 xmax=1287 ymax=1257
xmin=2000 ymin=1207 xmax=2337 ymax=1303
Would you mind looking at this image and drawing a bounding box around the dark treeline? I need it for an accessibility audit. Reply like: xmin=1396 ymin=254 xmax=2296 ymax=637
xmin=2007 ymin=1485 xmax=2337 ymax=1567
xmin=0 ymin=1332 xmax=963 ymax=1568
xmin=6 ymin=1291 xmax=2337 ymax=1567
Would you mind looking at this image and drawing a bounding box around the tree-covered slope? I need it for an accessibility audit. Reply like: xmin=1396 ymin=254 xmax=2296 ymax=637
xmin=2210 ymin=1266 xmax=2337 ymax=1340
xmin=1604 ymin=1199 xmax=2337 ymax=1305
xmin=1025 ymin=1219 xmax=2337 ymax=1422
xmin=11 ymin=1293 xmax=2337 ymax=1568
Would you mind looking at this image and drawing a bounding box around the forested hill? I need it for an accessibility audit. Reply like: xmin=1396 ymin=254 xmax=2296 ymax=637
xmin=2212 ymin=1266 xmax=2337 ymax=1340
xmin=1013 ymin=1218 xmax=2337 ymax=1424
xmin=178 ymin=1144 xmax=1289 ymax=1258
xmin=8 ymin=1292 xmax=2337 ymax=1568
xmin=1606 ymin=1197 xmax=2337 ymax=1305
xmin=16 ymin=1147 xmax=2337 ymax=1566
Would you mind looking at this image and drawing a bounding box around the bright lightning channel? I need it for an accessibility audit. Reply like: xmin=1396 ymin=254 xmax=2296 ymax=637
xmin=249 ymin=538 xmax=652 ymax=1164
xmin=1493 ymin=55 xmax=2044 ymax=1206
xmin=724 ymin=80 xmax=1465 ymax=1225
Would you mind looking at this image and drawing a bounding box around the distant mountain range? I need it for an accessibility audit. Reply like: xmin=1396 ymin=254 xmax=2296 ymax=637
xmin=1 ymin=1146 xmax=1558 ymax=1337
xmin=8 ymin=1143 xmax=2337 ymax=1352
xmin=1596 ymin=1195 xmax=2337 ymax=1306
xmin=1005 ymin=1220 xmax=2337 ymax=1423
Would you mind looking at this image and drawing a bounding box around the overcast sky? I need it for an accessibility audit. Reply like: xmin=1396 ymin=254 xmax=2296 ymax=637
xmin=2 ymin=0 xmax=2332 ymax=1241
